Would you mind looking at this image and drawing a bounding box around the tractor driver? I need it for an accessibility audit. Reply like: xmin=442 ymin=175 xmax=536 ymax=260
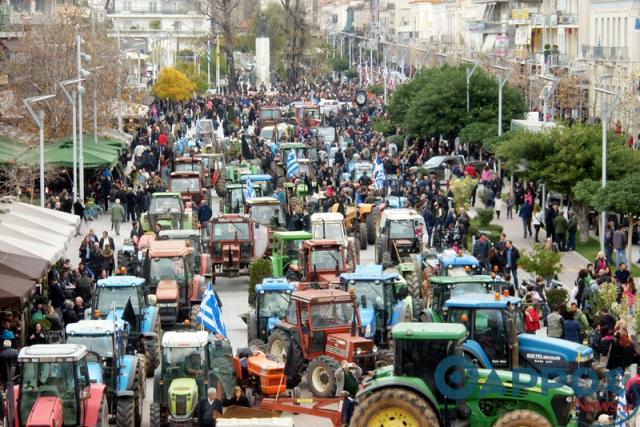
xmin=185 ymin=352 xmax=204 ymax=376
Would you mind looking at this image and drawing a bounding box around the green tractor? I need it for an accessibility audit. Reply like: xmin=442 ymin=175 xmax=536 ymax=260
xmin=224 ymin=183 xmax=246 ymax=214
xmin=226 ymin=160 xmax=259 ymax=184
xmin=352 ymin=322 xmax=577 ymax=427
xmin=151 ymin=331 xmax=235 ymax=426
xmin=269 ymin=230 xmax=312 ymax=279
xmin=140 ymin=192 xmax=195 ymax=232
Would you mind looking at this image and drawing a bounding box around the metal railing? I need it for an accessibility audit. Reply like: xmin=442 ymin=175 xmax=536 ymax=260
xmin=108 ymin=2 xmax=202 ymax=15
xmin=581 ymin=45 xmax=628 ymax=61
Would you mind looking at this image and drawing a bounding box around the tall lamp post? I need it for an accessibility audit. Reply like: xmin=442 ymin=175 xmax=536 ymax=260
xmin=22 ymin=94 xmax=56 ymax=208
xmin=60 ymin=78 xmax=85 ymax=202
xmin=461 ymin=58 xmax=479 ymax=112
xmin=77 ymin=31 xmax=92 ymax=201
xmin=492 ymin=64 xmax=512 ymax=137
xmin=85 ymin=66 xmax=105 ymax=144
xmin=595 ymin=87 xmax=620 ymax=252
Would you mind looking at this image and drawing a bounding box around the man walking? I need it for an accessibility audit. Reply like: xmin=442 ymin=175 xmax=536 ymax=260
xmin=613 ymin=225 xmax=627 ymax=267
xmin=567 ymin=211 xmax=578 ymax=251
xmin=554 ymin=212 xmax=568 ymax=251
xmin=504 ymin=240 xmax=520 ymax=286
xmin=472 ymin=233 xmax=491 ymax=274
xmin=518 ymin=199 xmax=533 ymax=238
xmin=111 ymin=199 xmax=125 ymax=236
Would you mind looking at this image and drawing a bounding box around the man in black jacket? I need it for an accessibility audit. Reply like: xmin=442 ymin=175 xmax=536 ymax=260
xmin=195 ymin=388 xmax=223 ymax=427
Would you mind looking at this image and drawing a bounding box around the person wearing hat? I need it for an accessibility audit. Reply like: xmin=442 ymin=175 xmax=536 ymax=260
xmin=111 ymin=199 xmax=125 ymax=236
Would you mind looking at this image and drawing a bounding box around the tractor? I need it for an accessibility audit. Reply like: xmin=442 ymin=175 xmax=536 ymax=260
xmin=11 ymin=344 xmax=110 ymax=427
xmin=258 ymin=105 xmax=282 ymax=127
xmin=425 ymin=249 xmax=481 ymax=277
xmin=245 ymin=197 xmax=285 ymax=229
xmin=242 ymin=278 xmax=296 ymax=352
xmin=224 ymin=183 xmax=246 ymax=213
xmin=266 ymin=289 xmax=376 ymax=398
xmin=351 ymin=322 xmax=577 ymax=427
xmin=158 ymin=229 xmax=204 ymax=274
xmin=339 ymin=265 xmax=409 ymax=359
xmin=140 ymin=240 xmax=206 ymax=328
xmin=140 ymin=192 xmax=194 ymax=232
xmin=168 ymin=171 xmax=205 ymax=205
xmin=174 ymin=156 xmax=205 ymax=184
xmin=65 ymin=320 xmax=145 ymax=427
xmin=330 ymin=204 xmax=368 ymax=251
xmin=310 ymin=212 xmax=360 ymax=268
xmin=93 ymin=276 xmax=161 ymax=377
xmin=210 ymin=214 xmax=264 ymax=276
xmin=289 ymin=239 xmax=348 ymax=285
xmin=240 ymin=174 xmax=274 ymax=197
xmin=444 ymin=293 xmax=593 ymax=377
xmin=269 ymin=230 xmax=312 ymax=279
xmin=226 ymin=160 xmax=259 ymax=184
xmin=195 ymin=152 xmax=226 ymax=196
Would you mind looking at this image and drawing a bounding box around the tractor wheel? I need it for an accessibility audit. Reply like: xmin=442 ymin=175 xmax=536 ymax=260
xmin=375 ymin=239 xmax=383 ymax=265
xmin=375 ymin=349 xmax=394 ymax=368
xmin=266 ymin=330 xmax=291 ymax=364
xmin=367 ymin=207 xmax=380 ymax=245
xmin=97 ymin=396 xmax=109 ymax=427
xmin=248 ymin=339 xmax=267 ymax=353
xmin=359 ymin=223 xmax=368 ymax=250
xmin=382 ymin=251 xmax=393 ymax=269
xmin=133 ymin=359 xmax=145 ymax=426
xmin=352 ymin=388 xmax=439 ymax=427
xmin=247 ymin=312 xmax=258 ymax=343
xmin=149 ymin=403 xmax=161 ymax=427
xmin=404 ymin=272 xmax=420 ymax=301
xmin=215 ymin=177 xmax=226 ymax=197
xmin=306 ymin=356 xmax=339 ymax=398
xmin=143 ymin=339 xmax=160 ymax=377
xmin=189 ymin=304 xmax=200 ymax=328
xmin=493 ymin=410 xmax=552 ymax=427
xmin=116 ymin=398 xmax=135 ymax=427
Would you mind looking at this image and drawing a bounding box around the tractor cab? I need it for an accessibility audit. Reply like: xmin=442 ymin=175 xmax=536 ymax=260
xmin=225 ymin=183 xmax=245 ymax=214
xmin=258 ymin=106 xmax=282 ymax=127
xmin=240 ymin=174 xmax=274 ymax=197
xmin=158 ymin=229 xmax=203 ymax=273
xmin=310 ymin=212 xmax=347 ymax=248
xmin=227 ymin=161 xmax=258 ymax=184
xmin=244 ymin=278 xmax=295 ymax=349
xmin=375 ymin=209 xmax=425 ymax=268
xmin=169 ymin=171 xmax=204 ymax=205
xmin=383 ymin=177 xmax=406 ymax=208
xmin=352 ymin=162 xmax=373 ymax=182
xmin=279 ymin=143 xmax=309 ymax=165
xmin=269 ymin=231 xmax=313 ymax=279
xmin=141 ymin=193 xmax=193 ymax=232
xmin=430 ymin=249 xmax=480 ymax=276
xmin=195 ymin=153 xmax=226 ymax=194
xmin=209 ymin=214 xmax=255 ymax=276
xmin=174 ymin=157 xmax=204 ymax=185
xmin=16 ymin=344 xmax=107 ymax=427
xmin=297 ymin=240 xmax=346 ymax=284
xmin=339 ymin=265 xmax=408 ymax=346
xmin=246 ymin=197 xmax=285 ymax=228
xmin=445 ymin=293 xmax=593 ymax=375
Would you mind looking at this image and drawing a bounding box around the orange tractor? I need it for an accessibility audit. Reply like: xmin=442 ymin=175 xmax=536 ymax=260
xmin=209 ymin=214 xmax=267 ymax=277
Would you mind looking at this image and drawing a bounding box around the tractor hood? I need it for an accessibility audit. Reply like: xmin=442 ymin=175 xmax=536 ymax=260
xmin=519 ymin=334 xmax=593 ymax=369
xmin=87 ymin=361 xmax=104 ymax=384
xmin=168 ymin=378 xmax=198 ymax=419
xmin=26 ymin=396 xmax=63 ymax=427
xmin=156 ymin=280 xmax=179 ymax=302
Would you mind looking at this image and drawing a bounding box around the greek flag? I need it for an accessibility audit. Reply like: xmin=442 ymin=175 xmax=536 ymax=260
xmin=244 ymin=177 xmax=255 ymax=200
xmin=197 ymin=284 xmax=227 ymax=337
xmin=372 ymin=155 xmax=385 ymax=190
xmin=286 ymin=150 xmax=299 ymax=178
xmin=616 ymin=377 xmax=628 ymax=426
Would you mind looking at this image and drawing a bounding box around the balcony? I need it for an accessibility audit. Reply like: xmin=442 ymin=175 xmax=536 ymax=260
xmin=581 ymin=45 xmax=628 ymax=61
xmin=557 ymin=12 xmax=577 ymax=25
xmin=108 ymin=1 xmax=203 ymax=15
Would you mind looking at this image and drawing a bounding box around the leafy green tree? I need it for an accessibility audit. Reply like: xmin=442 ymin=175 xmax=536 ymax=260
xmin=331 ymin=57 xmax=349 ymax=73
xmin=519 ymin=244 xmax=563 ymax=279
xmin=388 ymin=65 xmax=524 ymax=140
xmin=459 ymin=122 xmax=499 ymax=154
xmin=449 ymin=176 xmax=477 ymax=210
xmin=496 ymin=125 xmax=637 ymax=241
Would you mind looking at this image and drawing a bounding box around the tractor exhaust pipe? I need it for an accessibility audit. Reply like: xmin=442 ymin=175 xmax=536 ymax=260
xmin=507 ymin=313 xmax=519 ymax=369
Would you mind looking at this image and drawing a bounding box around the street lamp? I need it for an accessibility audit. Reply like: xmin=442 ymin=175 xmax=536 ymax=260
xmin=59 ymin=78 xmax=85 ymax=202
xmin=536 ymin=74 xmax=558 ymax=125
xmin=492 ymin=64 xmax=512 ymax=137
xmin=595 ymin=86 xmax=620 ymax=252
xmin=461 ymin=58 xmax=479 ymax=112
xmin=22 ymin=94 xmax=56 ymax=208
xmin=85 ymin=66 xmax=106 ymax=144
xmin=77 ymin=31 xmax=92 ymax=201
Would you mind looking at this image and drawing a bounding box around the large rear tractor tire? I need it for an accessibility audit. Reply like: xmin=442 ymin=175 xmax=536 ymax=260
xmin=149 ymin=403 xmax=161 ymax=427
xmin=367 ymin=207 xmax=380 ymax=245
xmin=116 ymin=398 xmax=135 ymax=427
xmin=142 ymin=339 xmax=160 ymax=377
xmin=375 ymin=239 xmax=383 ymax=265
xmin=248 ymin=339 xmax=267 ymax=353
xmin=382 ymin=252 xmax=393 ymax=269
xmin=493 ymin=410 xmax=553 ymax=427
xmin=351 ymin=388 xmax=440 ymax=427
xmin=132 ymin=359 xmax=144 ymax=426
xmin=375 ymin=349 xmax=394 ymax=368
xmin=97 ymin=396 xmax=109 ymax=427
xmin=266 ymin=330 xmax=291 ymax=365
xmin=359 ymin=223 xmax=368 ymax=250
xmin=306 ymin=356 xmax=339 ymax=398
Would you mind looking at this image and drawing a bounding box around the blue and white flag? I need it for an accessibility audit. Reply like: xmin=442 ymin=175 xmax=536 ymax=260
xmin=197 ymin=284 xmax=227 ymax=337
xmin=244 ymin=177 xmax=256 ymax=200
xmin=616 ymin=377 xmax=628 ymax=426
xmin=372 ymin=155 xmax=385 ymax=190
xmin=286 ymin=150 xmax=299 ymax=178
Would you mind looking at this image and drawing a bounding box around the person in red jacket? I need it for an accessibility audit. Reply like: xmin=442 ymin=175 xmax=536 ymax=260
xmin=524 ymin=305 xmax=541 ymax=334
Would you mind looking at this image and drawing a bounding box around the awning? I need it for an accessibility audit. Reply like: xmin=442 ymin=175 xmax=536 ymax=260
xmin=481 ymin=34 xmax=497 ymax=52
xmin=15 ymin=138 xmax=120 ymax=169
xmin=0 ymin=137 xmax=32 ymax=165
xmin=0 ymin=265 xmax=36 ymax=305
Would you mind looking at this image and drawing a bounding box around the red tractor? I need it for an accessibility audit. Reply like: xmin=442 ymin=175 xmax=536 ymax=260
xmin=168 ymin=171 xmax=206 ymax=205
xmin=266 ymin=289 xmax=376 ymax=398
xmin=210 ymin=214 xmax=264 ymax=276
xmin=9 ymin=344 xmax=109 ymax=427
xmin=289 ymin=239 xmax=348 ymax=286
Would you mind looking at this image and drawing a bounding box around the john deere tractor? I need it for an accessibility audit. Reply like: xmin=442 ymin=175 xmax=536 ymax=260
xmin=65 ymin=320 xmax=146 ymax=427
xmin=140 ymin=192 xmax=194 ymax=232
xmin=351 ymin=323 xmax=577 ymax=427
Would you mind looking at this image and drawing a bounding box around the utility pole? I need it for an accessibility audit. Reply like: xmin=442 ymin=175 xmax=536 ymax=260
xmin=461 ymin=58 xmax=478 ymax=112
xmin=77 ymin=32 xmax=85 ymax=202
xmin=116 ymin=28 xmax=122 ymax=132
xmin=215 ymin=34 xmax=220 ymax=93
xmin=493 ymin=65 xmax=512 ymax=137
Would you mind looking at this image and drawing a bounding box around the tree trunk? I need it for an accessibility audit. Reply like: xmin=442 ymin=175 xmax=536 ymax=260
xmin=572 ymin=200 xmax=590 ymax=243
xmin=223 ymin=26 xmax=236 ymax=93
xmin=628 ymin=213 xmax=634 ymax=266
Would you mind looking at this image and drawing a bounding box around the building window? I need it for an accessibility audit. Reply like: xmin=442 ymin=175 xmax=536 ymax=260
xmin=173 ymin=20 xmax=181 ymax=31
xmin=624 ymin=17 xmax=628 ymax=47
xmin=149 ymin=1 xmax=156 ymax=12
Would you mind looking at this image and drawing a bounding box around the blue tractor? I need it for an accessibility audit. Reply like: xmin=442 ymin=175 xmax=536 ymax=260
xmin=93 ymin=276 xmax=161 ymax=377
xmin=66 ymin=320 xmax=145 ymax=427
xmin=339 ymin=265 xmax=411 ymax=365
xmin=243 ymin=278 xmax=295 ymax=352
xmin=444 ymin=293 xmax=593 ymax=375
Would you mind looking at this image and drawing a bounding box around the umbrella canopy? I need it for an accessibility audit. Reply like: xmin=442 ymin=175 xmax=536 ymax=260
xmin=0 ymin=137 xmax=32 ymax=165
xmin=0 ymin=265 xmax=36 ymax=305
xmin=16 ymin=140 xmax=119 ymax=169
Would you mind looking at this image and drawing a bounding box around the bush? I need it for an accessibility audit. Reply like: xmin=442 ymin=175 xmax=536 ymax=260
xmin=476 ymin=208 xmax=494 ymax=227
xmin=449 ymin=177 xmax=477 ymax=210
xmin=519 ymin=244 xmax=562 ymax=279
xmin=248 ymin=259 xmax=272 ymax=307
xmin=467 ymin=220 xmax=503 ymax=246
xmin=546 ymin=288 xmax=569 ymax=307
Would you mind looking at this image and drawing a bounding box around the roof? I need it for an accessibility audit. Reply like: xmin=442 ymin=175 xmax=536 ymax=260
xmin=97 ymin=275 xmax=145 ymax=288
xmin=212 ymin=214 xmax=250 ymax=223
xmin=170 ymin=171 xmax=201 ymax=177
xmin=247 ymin=197 xmax=280 ymax=205
xmin=310 ymin=212 xmax=344 ymax=223
xmin=280 ymin=143 xmax=307 ymax=149
xmin=381 ymin=209 xmax=420 ymax=221
xmin=175 ymin=157 xmax=203 ymax=164
xmin=158 ymin=229 xmax=201 ymax=239
xmin=151 ymin=192 xmax=182 ymax=198
xmin=438 ymin=253 xmax=480 ymax=268
xmin=272 ymin=231 xmax=313 ymax=241
xmin=392 ymin=323 xmax=467 ymax=341
xmin=19 ymin=344 xmax=87 ymax=362
xmin=162 ymin=330 xmax=210 ymax=348
xmin=65 ymin=320 xmax=116 ymax=336
xmin=257 ymin=278 xmax=295 ymax=292
xmin=148 ymin=240 xmax=193 ymax=257
xmin=303 ymin=239 xmax=341 ymax=248
xmin=226 ymin=183 xmax=244 ymax=189
xmin=240 ymin=174 xmax=273 ymax=182
xmin=430 ymin=275 xmax=495 ymax=284
xmin=340 ymin=264 xmax=400 ymax=281
xmin=292 ymin=289 xmax=353 ymax=303
xmin=445 ymin=293 xmax=521 ymax=309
